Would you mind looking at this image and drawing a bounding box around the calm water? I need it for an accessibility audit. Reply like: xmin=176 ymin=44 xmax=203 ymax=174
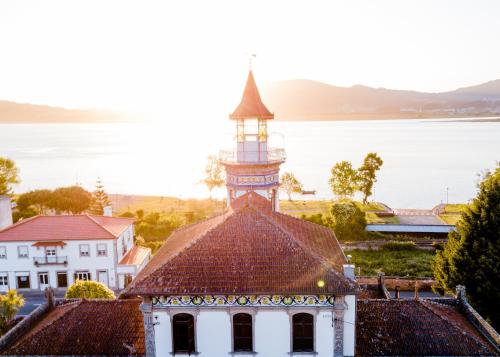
xmin=0 ymin=118 xmax=499 ymax=209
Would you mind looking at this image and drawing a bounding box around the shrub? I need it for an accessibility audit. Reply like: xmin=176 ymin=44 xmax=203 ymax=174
xmin=65 ymin=280 xmax=115 ymax=299
xmin=329 ymin=201 xmax=367 ymax=241
xmin=0 ymin=290 xmax=24 ymax=335
xmin=381 ymin=241 xmax=417 ymax=251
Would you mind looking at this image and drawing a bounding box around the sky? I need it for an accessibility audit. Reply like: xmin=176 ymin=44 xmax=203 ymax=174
xmin=1 ymin=0 xmax=500 ymax=117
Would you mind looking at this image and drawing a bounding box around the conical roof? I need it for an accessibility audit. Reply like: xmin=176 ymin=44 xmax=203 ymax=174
xmin=230 ymin=71 xmax=274 ymax=120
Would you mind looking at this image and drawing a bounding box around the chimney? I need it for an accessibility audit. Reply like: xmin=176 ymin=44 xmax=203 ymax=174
xmin=395 ymin=285 xmax=401 ymax=299
xmin=103 ymin=206 xmax=113 ymax=217
xmin=0 ymin=196 xmax=13 ymax=230
xmin=343 ymin=264 xmax=355 ymax=280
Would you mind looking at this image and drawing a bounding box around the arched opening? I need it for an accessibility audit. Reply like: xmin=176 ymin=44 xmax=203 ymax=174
xmin=172 ymin=313 xmax=195 ymax=354
xmin=292 ymin=313 xmax=314 ymax=352
xmin=233 ymin=313 xmax=253 ymax=352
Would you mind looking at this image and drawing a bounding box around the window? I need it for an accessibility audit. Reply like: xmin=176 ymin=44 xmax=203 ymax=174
xmin=0 ymin=246 xmax=6 ymax=259
xmin=18 ymin=245 xmax=29 ymax=258
xmin=79 ymin=244 xmax=90 ymax=257
xmin=16 ymin=274 xmax=30 ymax=289
xmin=74 ymin=271 xmax=91 ymax=281
xmin=292 ymin=313 xmax=314 ymax=352
xmin=122 ymin=240 xmax=127 ymax=255
xmin=173 ymin=313 xmax=195 ymax=354
xmin=0 ymin=275 xmax=8 ymax=286
xmin=233 ymin=313 xmax=253 ymax=352
xmin=97 ymin=243 xmax=107 ymax=256
xmin=46 ymin=247 xmax=56 ymax=256
xmin=57 ymin=272 xmax=68 ymax=287
xmin=38 ymin=272 xmax=49 ymax=286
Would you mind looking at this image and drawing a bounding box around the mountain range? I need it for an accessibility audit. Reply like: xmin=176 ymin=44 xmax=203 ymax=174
xmin=1 ymin=79 xmax=500 ymax=123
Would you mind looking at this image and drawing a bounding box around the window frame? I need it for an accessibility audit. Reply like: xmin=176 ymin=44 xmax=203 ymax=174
xmin=15 ymin=272 xmax=31 ymax=289
xmin=291 ymin=312 xmax=315 ymax=353
xmin=79 ymin=244 xmax=90 ymax=257
xmin=172 ymin=313 xmax=196 ymax=354
xmin=96 ymin=243 xmax=107 ymax=257
xmin=0 ymin=246 xmax=6 ymax=259
xmin=17 ymin=245 xmax=29 ymax=259
xmin=232 ymin=312 xmax=254 ymax=353
xmin=0 ymin=273 xmax=8 ymax=287
xmin=57 ymin=271 xmax=68 ymax=288
xmin=74 ymin=270 xmax=91 ymax=281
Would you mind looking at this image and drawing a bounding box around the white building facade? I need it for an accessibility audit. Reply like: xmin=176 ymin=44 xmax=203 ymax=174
xmin=0 ymin=214 xmax=150 ymax=291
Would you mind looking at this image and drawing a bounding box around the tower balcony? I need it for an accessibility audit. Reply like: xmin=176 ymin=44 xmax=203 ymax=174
xmin=219 ymin=147 xmax=286 ymax=165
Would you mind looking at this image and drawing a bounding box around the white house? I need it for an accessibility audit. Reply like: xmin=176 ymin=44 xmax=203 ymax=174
xmin=0 ymin=213 xmax=150 ymax=292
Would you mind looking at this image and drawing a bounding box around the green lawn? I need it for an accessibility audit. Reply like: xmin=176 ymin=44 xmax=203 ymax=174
xmin=345 ymin=248 xmax=435 ymax=277
xmin=438 ymin=204 xmax=467 ymax=225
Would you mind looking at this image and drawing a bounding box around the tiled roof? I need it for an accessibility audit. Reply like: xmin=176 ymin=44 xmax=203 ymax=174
xmin=356 ymin=299 xmax=498 ymax=356
xmin=0 ymin=214 xmax=134 ymax=241
xmin=123 ymin=192 xmax=354 ymax=296
xmin=120 ymin=245 xmax=151 ymax=265
xmin=230 ymin=71 xmax=274 ymax=120
xmin=2 ymin=299 xmax=145 ymax=356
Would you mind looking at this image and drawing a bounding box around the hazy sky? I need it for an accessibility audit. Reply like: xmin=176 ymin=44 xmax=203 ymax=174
xmin=1 ymin=0 xmax=500 ymax=115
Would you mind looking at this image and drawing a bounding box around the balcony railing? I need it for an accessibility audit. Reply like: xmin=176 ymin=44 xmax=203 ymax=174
xmin=33 ymin=256 xmax=68 ymax=266
xmin=219 ymin=147 xmax=286 ymax=164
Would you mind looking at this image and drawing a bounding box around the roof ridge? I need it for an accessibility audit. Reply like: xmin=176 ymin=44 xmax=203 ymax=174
xmin=85 ymin=214 xmax=119 ymax=238
xmin=251 ymin=207 xmax=351 ymax=286
xmin=419 ymin=299 xmax=493 ymax=350
xmin=0 ymin=214 xmax=40 ymax=234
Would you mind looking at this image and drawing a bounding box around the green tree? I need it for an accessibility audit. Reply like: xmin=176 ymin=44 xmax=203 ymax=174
xmin=49 ymin=186 xmax=91 ymax=214
xmin=202 ymin=155 xmax=225 ymax=199
xmin=89 ymin=178 xmax=111 ymax=215
xmin=328 ymin=161 xmax=358 ymax=199
xmin=0 ymin=157 xmax=20 ymax=196
xmin=0 ymin=290 xmax=25 ymax=334
xmin=65 ymin=280 xmax=115 ymax=299
xmin=328 ymin=201 xmax=367 ymax=241
xmin=280 ymin=172 xmax=303 ymax=201
xmin=16 ymin=189 xmax=53 ymax=214
xmin=358 ymin=153 xmax=384 ymax=204
xmin=433 ymin=164 xmax=500 ymax=329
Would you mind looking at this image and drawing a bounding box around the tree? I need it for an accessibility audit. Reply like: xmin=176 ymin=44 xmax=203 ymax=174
xmin=358 ymin=153 xmax=384 ymax=204
xmin=0 ymin=157 xmax=20 ymax=196
xmin=16 ymin=189 xmax=53 ymax=214
xmin=89 ymin=178 xmax=111 ymax=215
xmin=49 ymin=186 xmax=91 ymax=214
xmin=202 ymin=155 xmax=225 ymax=199
xmin=328 ymin=161 xmax=358 ymax=199
xmin=280 ymin=172 xmax=303 ymax=201
xmin=328 ymin=201 xmax=367 ymax=241
xmin=0 ymin=290 xmax=25 ymax=334
xmin=433 ymin=164 xmax=500 ymax=330
xmin=65 ymin=280 xmax=115 ymax=299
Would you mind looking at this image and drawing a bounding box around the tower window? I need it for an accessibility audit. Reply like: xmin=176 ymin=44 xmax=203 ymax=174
xmin=292 ymin=313 xmax=314 ymax=352
xmin=233 ymin=313 xmax=253 ymax=352
xmin=172 ymin=313 xmax=196 ymax=354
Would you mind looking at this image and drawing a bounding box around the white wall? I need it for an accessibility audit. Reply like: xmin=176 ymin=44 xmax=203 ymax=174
xmin=152 ymin=307 xmax=340 ymax=357
xmin=0 ymin=197 xmax=13 ymax=230
xmin=344 ymin=295 xmax=356 ymax=357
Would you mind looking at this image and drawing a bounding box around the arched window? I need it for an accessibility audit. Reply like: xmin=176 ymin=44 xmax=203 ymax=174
xmin=172 ymin=313 xmax=195 ymax=354
xmin=292 ymin=313 xmax=314 ymax=352
xmin=233 ymin=313 xmax=253 ymax=352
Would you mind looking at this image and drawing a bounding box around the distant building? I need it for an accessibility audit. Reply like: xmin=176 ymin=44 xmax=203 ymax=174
xmin=0 ymin=213 xmax=150 ymax=291
xmin=0 ymin=196 xmax=13 ymax=231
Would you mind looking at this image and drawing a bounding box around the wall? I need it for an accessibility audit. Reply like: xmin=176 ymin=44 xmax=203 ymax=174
xmin=152 ymin=307 xmax=343 ymax=357
xmin=0 ymin=197 xmax=13 ymax=230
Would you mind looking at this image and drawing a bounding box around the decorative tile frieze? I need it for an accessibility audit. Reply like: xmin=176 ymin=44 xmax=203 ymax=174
xmin=151 ymin=295 xmax=336 ymax=307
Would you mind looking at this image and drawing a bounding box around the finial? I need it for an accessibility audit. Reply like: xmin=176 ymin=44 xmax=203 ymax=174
xmin=248 ymin=53 xmax=256 ymax=70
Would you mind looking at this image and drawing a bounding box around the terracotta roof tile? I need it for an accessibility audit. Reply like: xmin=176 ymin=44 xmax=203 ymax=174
xmin=356 ymin=299 xmax=498 ymax=356
xmin=119 ymin=245 xmax=151 ymax=265
xmin=2 ymin=299 xmax=145 ymax=356
xmin=123 ymin=193 xmax=355 ymax=296
xmin=0 ymin=214 xmax=134 ymax=241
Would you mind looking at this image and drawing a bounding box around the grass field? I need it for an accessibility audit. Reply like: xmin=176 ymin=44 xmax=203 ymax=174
xmin=346 ymin=248 xmax=435 ymax=277
xmin=438 ymin=203 xmax=467 ymax=225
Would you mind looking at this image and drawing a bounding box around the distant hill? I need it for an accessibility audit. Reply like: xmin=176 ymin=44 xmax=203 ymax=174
xmin=261 ymin=79 xmax=500 ymax=120
xmin=0 ymin=100 xmax=131 ymax=123
xmin=2 ymin=79 xmax=500 ymax=123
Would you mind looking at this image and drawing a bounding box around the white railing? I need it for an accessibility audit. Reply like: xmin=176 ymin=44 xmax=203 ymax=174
xmin=219 ymin=147 xmax=286 ymax=164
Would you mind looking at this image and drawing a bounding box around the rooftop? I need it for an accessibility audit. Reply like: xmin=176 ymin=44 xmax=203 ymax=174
xmin=123 ymin=192 xmax=355 ymax=296
xmin=230 ymin=70 xmax=274 ymax=120
xmin=356 ymin=298 xmax=498 ymax=356
xmin=119 ymin=245 xmax=151 ymax=266
xmin=0 ymin=214 xmax=134 ymax=242
xmin=2 ymin=299 xmax=145 ymax=356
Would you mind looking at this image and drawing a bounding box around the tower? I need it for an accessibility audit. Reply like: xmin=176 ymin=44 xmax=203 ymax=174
xmin=219 ymin=70 xmax=285 ymax=211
